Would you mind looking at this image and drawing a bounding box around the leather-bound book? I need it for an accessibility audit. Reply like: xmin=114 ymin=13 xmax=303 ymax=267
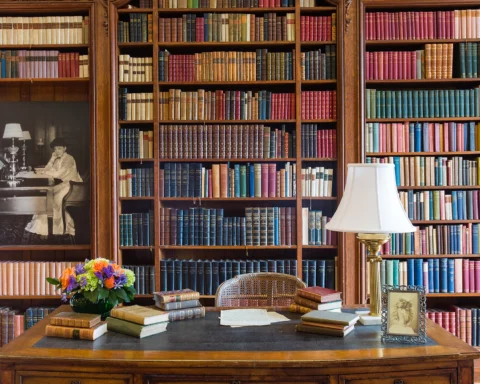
xmin=45 ymin=322 xmax=107 ymax=341
xmin=154 ymin=288 xmax=200 ymax=303
xmin=50 ymin=312 xmax=101 ymax=328
xmin=110 ymin=305 xmax=169 ymax=325
xmin=296 ymin=286 xmax=341 ymax=303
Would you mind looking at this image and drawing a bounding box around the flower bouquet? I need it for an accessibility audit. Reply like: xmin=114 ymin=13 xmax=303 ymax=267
xmin=47 ymin=258 xmax=136 ymax=314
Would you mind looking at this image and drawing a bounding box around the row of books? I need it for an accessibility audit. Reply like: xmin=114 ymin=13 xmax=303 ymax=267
xmin=159 ymin=206 xmax=297 ymax=246
xmin=118 ymin=167 xmax=154 ymax=197
xmin=300 ymin=260 xmax=337 ymax=289
xmin=364 ymin=122 xmax=480 ymax=154
xmin=153 ymin=290 xmax=206 ymax=322
xmin=399 ymin=190 xmax=480 ymax=221
xmin=158 ymin=0 xmax=294 ymax=8
xmin=301 ymin=47 xmax=336 ymax=80
xmin=301 ymin=91 xmax=336 ymax=120
xmin=157 ymin=50 xmax=294 ymax=82
xmin=302 ymin=209 xmax=334 ymax=246
xmin=158 ymin=124 xmax=295 ymax=160
xmin=428 ymin=307 xmax=480 ymax=347
xmin=380 ymin=224 xmax=480 ymax=255
xmin=137 ymin=0 xmax=153 ymax=7
xmin=365 ymin=45 xmax=454 ymax=81
xmin=0 ymin=16 xmax=89 ymax=45
xmin=379 ymin=258 xmax=480 ymax=294
xmin=118 ymin=90 xmax=153 ymax=121
xmin=0 ymin=261 xmax=77 ymax=296
xmin=301 ymin=125 xmax=336 ymax=158
xmin=365 ymin=156 xmax=479 ymax=188
xmin=159 ymin=258 xmax=301 ymax=293
xmin=119 ymin=212 xmax=154 ymax=246
xmin=299 ymin=15 xmax=336 ymax=42
xmin=118 ymin=55 xmax=153 ymax=82
xmin=117 ymin=14 xmax=153 ymax=43
xmin=122 ymin=265 xmax=155 ymax=294
xmin=458 ymin=42 xmax=480 ymax=79
xmin=160 ymin=162 xmax=296 ymax=198
xmin=158 ymin=89 xmax=296 ymax=120
xmin=301 ymin=167 xmax=334 ymax=197
xmin=119 ymin=129 xmax=154 ymax=159
xmin=158 ymin=13 xmax=296 ymax=43
xmin=364 ymin=10 xmax=478 ymax=40
xmin=0 ymin=51 xmax=89 ymax=79
xmin=365 ymin=88 xmax=480 ymax=119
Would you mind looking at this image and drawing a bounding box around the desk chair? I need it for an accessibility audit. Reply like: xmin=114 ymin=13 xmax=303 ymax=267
xmin=62 ymin=177 xmax=90 ymax=244
xmin=215 ymin=272 xmax=306 ymax=307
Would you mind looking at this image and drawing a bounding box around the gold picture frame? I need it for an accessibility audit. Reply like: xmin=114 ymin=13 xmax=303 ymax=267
xmin=381 ymin=285 xmax=427 ymax=344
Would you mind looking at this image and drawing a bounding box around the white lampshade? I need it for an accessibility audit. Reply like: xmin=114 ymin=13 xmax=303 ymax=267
xmin=325 ymin=163 xmax=415 ymax=234
xmin=3 ymin=123 xmax=23 ymax=139
xmin=21 ymin=131 xmax=32 ymax=140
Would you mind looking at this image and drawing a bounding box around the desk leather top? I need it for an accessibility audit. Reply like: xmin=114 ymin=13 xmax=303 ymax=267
xmin=34 ymin=311 xmax=437 ymax=352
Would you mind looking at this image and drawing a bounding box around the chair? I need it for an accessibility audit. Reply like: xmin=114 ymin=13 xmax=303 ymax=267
xmin=62 ymin=176 xmax=90 ymax=244
xmin=215 ymin=272 xmax=307 ymax=307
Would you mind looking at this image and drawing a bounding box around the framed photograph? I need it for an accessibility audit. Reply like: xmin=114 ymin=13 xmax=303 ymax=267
xmin=381 ymin=285 xmax=427 ymax=344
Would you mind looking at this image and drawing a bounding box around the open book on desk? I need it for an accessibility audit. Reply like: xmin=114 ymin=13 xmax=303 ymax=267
xmin=220 ymin=309 xmax=290 ymax=327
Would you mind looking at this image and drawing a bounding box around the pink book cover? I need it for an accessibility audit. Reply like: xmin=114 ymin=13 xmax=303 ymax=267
xmin=261 ymin=164 xmax=269 ymax=198
xmin=410 ymin=51 xmax=416 ymax=80
xmin=457 ymin=124 xmax=463 ymax=151
xmin=469 ymin=260 xmax=475 ymax=293
xmin=384 ymin=51 xmax=389 ymax=80
xmin=442 ymin=311 xmax=449 ymax=331
xmin=435 ymin=311 xmax=443 ymax=328
xmin=427 ymin=311 xmax=433 ymax=320
xmin=450 ymin=312 xmax=456 ymax=336
xmin=475 ymin=261 xmax=480 ymax=293
xmin=473 ymin=191 xmax=479 ymax=220
xmin=443 ymin=123 xmax=449 ymax=152
xmin=463 ymin=259 xmax=470 ymax=293
xmin=268 ymin=164 xmax=276 ymax=198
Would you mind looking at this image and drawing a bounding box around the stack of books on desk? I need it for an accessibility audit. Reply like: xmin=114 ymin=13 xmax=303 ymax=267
xmin=290 ymin=287 xmax=342 ymax=314
xmin=45 ymin=312 xmax=108 ymax=341
xmin=296 ymin=310 xmax=359 ymax=337
xmin=153 ymin=289 xmax=206 ymax=321
xmin=106 ymin=305 xmax=169 ymax=338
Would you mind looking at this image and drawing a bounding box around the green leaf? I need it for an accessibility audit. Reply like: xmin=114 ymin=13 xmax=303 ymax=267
xmin=109 ymin=290 xmax=119 ymax=306
xmin=115 ymin=288 xmax=128 ymax=301
xmin=46 ymin=278 xmax=60 ymax=286
xmin=83 ymin=289 xmax=99 ymax=303
xmin=125 ymin=286 xmax=136 ymax=295
xmin=98 ymin=287 xmax=109 ymax=300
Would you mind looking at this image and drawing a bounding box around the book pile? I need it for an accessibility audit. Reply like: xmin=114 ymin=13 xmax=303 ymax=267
xmin=290 ymin=286 xmax=342 ymax=314
xmin=153 ymin=289 xmax=206 ymax=321
xmin=45 ymin=312 xmax=108 ymax=341
xmin=106 ymin=305 xmax=169 ymax=338
xmin=296 ymin=310 xmax=360 ymax=337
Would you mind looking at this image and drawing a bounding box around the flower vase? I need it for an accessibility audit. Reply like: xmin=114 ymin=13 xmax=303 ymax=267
xmin=70 ymin=292 xmax=115 ymax=320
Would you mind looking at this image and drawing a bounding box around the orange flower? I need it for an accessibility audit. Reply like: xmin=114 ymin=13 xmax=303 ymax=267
xmin=92 ymin=260 xmax=109 ymax=274
xmin=112 ymin=263 xmax=122 ymax=272
xmin=60 ymin=267 xmax=76 ymax=290
xmin=104 ymin=276 xmax=115 ymax=289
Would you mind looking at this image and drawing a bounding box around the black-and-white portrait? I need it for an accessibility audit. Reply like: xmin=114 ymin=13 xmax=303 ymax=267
xmin=0 ymin=102 xmax=90 ymax=245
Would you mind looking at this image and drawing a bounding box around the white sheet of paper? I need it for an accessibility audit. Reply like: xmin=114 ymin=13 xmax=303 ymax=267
xmin=266 ymin=312 xmax=290 ymax=323
xmin=220 ymin=309 xmax=272 ymax=326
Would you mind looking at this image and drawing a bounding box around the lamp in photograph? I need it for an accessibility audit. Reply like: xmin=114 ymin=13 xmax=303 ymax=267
xmin=3 ymin=123 xmax=24 ymax=187
xmin=20 ymin=130 xmax=32 ymax=171
xmin=325 ymin=163 xmax=415 ymax=325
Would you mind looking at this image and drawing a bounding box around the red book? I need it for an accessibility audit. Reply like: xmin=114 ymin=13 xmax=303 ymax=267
xmin=296 ymin=287 xmax=342 ymax=303
xmin=268 ymin=164 xmax=276 ymax=197
xmin=476 ymin=261 xmax=480 ymax=293
xmin=463 ymin=259 xmax=470 ymax=293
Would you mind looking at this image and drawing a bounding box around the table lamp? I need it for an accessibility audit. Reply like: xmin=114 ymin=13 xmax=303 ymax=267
xmin=3 ymin=123 xmax=24 ymax=187
xmin=20 ymin=130 xmax=32 ymax=171
xmin=325 ymin=163 xmax=415 ymax=325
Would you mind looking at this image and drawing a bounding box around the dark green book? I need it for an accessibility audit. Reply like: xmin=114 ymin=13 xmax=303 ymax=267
xmin=301 ymin=310 xmax=359 ymax=326
xmin=106 ymin=317 xmax=168 ymax=338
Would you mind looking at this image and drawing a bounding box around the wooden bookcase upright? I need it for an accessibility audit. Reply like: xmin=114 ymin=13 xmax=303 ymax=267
xmin=111 ymin=0 xmax=346 ymax=303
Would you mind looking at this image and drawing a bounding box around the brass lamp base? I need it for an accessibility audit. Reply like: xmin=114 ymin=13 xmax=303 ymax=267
xmin=357 ymin=233 xmax=391 ymax=318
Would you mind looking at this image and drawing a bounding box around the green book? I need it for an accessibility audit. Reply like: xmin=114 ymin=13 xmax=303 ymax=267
xmin=459 ymin=42 xmax=466 ymax=78
xmin=439 ymin=89 xmax=445 ymax=118
xmin=375 ymin=90 xmax=381 ymax=118
xmin=395 ymin=91 xmax=401 ymax=118
xmin=473 ymin=44 xmax=478 ymax=78
xmin=301 ymin=310 xmax=359 ymax=326
xmin=386 ymin=259 xmax=393 ymax=285
xmin=460 ymin=90 xmax=465 ymax=117
xmin=386 ymin=90 xmax=392 ymax=118
xmin=465 ymin=89 xmax=471 ymax=117
xmin=240 ymin=165 xmax=247 ymax=197
xmin=407 ymin=90 xmax=413 ymax=118
xmin=401 ymin=90 xmax=408 ymax=118
xmin=412 ymin=90 xmax=418 ymax=118
xmin=106 ymin=317 xmax=168 ymax=338
xmin=418 ymin=90 xmax=424 ymax=118
xmin=392 ymin=259 xmax=399 ymax=286
xmin=295 ymin=323 xmax=354 ymax=337
xmin=423 ymin=90 xmax=429 ymax=118
xmin=366 ymin=89 xmax=371 ymax=119
xmin=434 ymin=90 xmax=440 ymax=117
xmin=371 ymin=89 xmax=377 ymax=119
xmin=455 ymin=90 xmax=460 ymax=117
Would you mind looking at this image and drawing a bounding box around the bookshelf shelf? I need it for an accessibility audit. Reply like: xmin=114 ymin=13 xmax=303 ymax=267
xmin=0 ymin=44 xmax=89 ymax=49
xmin=156 ymin=7 xmax=295 ymax=13
xmin=119 ymin=120 xmax=154 ymax=124
xmin=397 ymin=186 xmax=480 ymax=190
xmin=366 ymin=38 xmax=480 ymax=46
xmin=158 ymin=119 xmax=296 ymax=124
xmin=366 ymin=117 xmax=480 ymax=123
xmin=119 ymin=158 xmax=154 ymax=163
xmin=158 ymin=42 xmax=296 ymax=48
xmin=0 ymin=78 xmax=90 ymax=84
xmin=0 ymin=245 xmax=91 ymax=251
xmin=119 ymin=197 xmax=155 ymax=201
xmin=302 ymin=157 xmax=337 ymax=161
xmin=158 ymin=158 xmax=297 ymax=163
xmin=0 ymin=296 xmax=61 ymax=300
xmin=366 ymin=151 xmax=480 ymax=157
xmin=119 ymin=82 xmax=154 ymax=86
xmin=301 ymin=41 xmax=337 ymax=46
xmin=411 ymin=220 xmax=480 ymax=225
xmin=120 ymin=246 xmax=154 ymax=250
xmin=159 ymin=245 xmax=298 ymax=249
xmin=118 ymin=43 xmax=153 ymax=48
xmin=157 ymin=80 xmax=296 ymax=86
xmin=426 ymin=293 xmax=480 ymax=298
xmin=302 ymin=119 xmax=337 ymax=123
xmin=301 ymin=197 xmax=337 ymax=200
xmin=118 ymin=8 xmax=153 ymax=13
xmin=302 ymin=80 xmax=337 ymax=85
xmin=134 ymin=294 xmax=154 ymax=298
xmin=366 ymin=78 xmax=480 ymax=85
xmin=381 ymin=254 xmax=480 ymax=259
xmin=301 ymin=245 xmax=337 ymax=249
xmin=300 ymin=6 xmax=337 ymax=11
xmin=160 ymin=197 xmax=297 ymax=201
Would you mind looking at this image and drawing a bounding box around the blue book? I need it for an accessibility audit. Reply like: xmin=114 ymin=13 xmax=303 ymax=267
xmin=325 ymin=260 xmax=335 ymax=289
xmin=211 ymin=260 xmax=220 ymax=293
xmin=414 ymin=258 xmax=423 ymax=287
xmin=414 ymin=123 xmax=421 ymax=152
xmin=458 ymin=191 xmax=464 ymax=220
xmin=469 ymin=122 xmax=476 ymax=150
xmin=302 ymin=260 xmax=309 ymax=286
xmin=452 ymin=191 xmax=458 ymax=220
xmin=473 ymin=224 xmax=479 ymax=254
xmin=234 ymin=164 xmax=240 ymax=197
xmin=422 ymin=123 xmax=429 ymax=152
xmin=160 ymin=259 xmax=167 ymax=291
xmin=472 ymin=308 xmax=478 ymax=347
xmin=427 ymin=259 xmax=434 ymax=293
xmin=447 ymin=259 xmax=455 ymax=293
xmin=393 ymin=157 xmax=401 ymax=186
xmin=308 ymin=260 xmax=316 ymax=287
xmin=274 ymin=207 xmax=279 ymax=245
xmin=440 ymin=258 xmax=448 ymax=293
xmin=409 ymin=123 xmax=415 ymax=151
xmin=316 ymin=259 xmax=326 ymax=287
xmin=407 ymin=259 xmax=415 ymax=285
xmin=249 ymin=165 xmax=255 ymax=197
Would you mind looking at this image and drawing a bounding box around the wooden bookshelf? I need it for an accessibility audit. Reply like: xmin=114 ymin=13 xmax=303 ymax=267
xmin=113 ymin=0 xmax=343 ymax=298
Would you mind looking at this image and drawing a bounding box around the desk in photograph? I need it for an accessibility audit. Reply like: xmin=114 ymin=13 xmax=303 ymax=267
xmin=0 ymin=178 xmax=53 ymax=216
xmin=0 ymin=306 xmax=478 ymax=384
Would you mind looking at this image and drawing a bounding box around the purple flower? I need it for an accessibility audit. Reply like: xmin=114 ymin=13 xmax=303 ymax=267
xmin=67 ymin=275 xmax=79 ymax=292
xmin=102 ymin=265 xmax=115 ymax=279
xmin=75 ymin=263 xmax=86 ymax=275
xmin=79 ymin=276 xmax=87 ymax=288
xmin=61 ymin=293 xmax=68 ymax=303
xmin=94 ymin=271 xmax=103 ymax=280
xmin=114 ymin=274 xmax=127 ymax=288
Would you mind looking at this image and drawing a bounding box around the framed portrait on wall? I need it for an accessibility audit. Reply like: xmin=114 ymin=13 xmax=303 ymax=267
xmin=381 ymin=285 xmax=427 ymax=344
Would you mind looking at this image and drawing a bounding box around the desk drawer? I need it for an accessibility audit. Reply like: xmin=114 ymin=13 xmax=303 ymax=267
xmin=16 ymin=371 xmax=133 ymax=384
xmin=146 ymin=376 xmax=329 ymax=384
xmin=339 ymin=369 xmax=456 ymax=384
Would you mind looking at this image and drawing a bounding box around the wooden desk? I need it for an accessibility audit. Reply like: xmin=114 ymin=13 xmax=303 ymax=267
xmin=0 ymin=306 xmax=479 ymax=384
xmin=0 ymin=178 xmax=54 ymax=216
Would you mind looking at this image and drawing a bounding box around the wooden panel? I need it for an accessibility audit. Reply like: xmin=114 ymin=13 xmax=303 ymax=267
xmin=339 ymin=369 xmax=456 ymax=384
xmin=16 ymin=371 xmax=133 ymax=384
xmin=146 ymin=378 xmax=329 ymax=384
